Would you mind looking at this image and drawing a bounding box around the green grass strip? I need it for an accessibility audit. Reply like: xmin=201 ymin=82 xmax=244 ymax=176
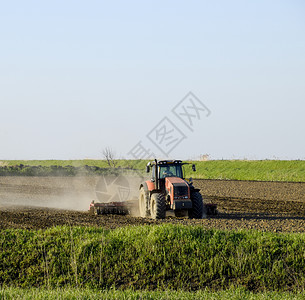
xmin=0 ymin=287 xmax=305 ymax=300
xmin=1 ymin=224 xmax=305 ymax=291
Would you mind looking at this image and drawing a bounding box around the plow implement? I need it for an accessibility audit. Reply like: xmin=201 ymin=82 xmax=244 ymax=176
xmin=89 ymin=200 xmax=216 ymax=216
xmin=205 ymin=203 xmax=217 ymax=215
xmin=89 ymin=200 xmax=132 ymax=215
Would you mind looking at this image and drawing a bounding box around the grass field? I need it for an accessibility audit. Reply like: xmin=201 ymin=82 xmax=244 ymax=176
xmin=1 ymin=287 xmax=305 ymax=300
xmin=1 ymin=224 xmax=305 ymax=292
xmin=1 ymin=159 xmax=305 ymax=182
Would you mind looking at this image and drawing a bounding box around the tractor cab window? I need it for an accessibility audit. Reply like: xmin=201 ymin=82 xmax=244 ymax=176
xmin=159 ymin=164 xmax=183 ymax=179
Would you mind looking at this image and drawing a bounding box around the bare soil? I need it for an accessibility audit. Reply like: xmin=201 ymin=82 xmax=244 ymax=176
xmin=0 ymin=177 xmax=305 ymax=232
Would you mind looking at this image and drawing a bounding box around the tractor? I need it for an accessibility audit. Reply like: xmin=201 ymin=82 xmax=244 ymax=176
xmin=139 ymin=159 xmax=216 ymax=219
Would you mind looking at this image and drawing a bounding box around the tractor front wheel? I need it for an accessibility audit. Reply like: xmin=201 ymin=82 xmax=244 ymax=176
xmin=189 ymin=192 xmax=205 ymax=219
xmin=150 ymin=193 xmax=166 ymax=219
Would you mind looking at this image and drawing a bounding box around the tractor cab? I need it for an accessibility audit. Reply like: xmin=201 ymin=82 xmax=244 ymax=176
xmin=147 ymin=160 xmax=187 ymax=191
xmin=147 ymin=160 xmax=196 ymax=188
xmin=152 ymin=160 xmax=184 ymax=192
xmin=159 ymin=163 xmax=183 ymax=179
xmin=149 ymin=160 xmax=184 ymax=179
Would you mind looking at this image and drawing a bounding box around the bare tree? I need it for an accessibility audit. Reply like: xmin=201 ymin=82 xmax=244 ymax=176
xmin=102 ymin=147 xmax=116 ymax=168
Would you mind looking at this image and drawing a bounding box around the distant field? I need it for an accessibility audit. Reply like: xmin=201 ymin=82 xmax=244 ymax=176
xmin=1 ymin=159 xmax=305 ymax=182
xmin=191 ymin=160 xmax=305 ymax=182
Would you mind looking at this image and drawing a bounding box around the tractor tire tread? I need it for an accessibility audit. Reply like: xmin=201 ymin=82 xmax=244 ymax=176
xmin=156 ymin=193 xmax=166 ymax=219
xmin=189 ymin=191 xmax=205 ymax=219
xmin=151 ymin=193 xmax=166 ymax=219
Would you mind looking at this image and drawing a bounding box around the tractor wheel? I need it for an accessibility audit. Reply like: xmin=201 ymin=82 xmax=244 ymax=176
xmin=139 ymin=187 xmax=149 ymax=217
xmin=189 ymin=192 xmax=205 ymax=219
xmin=150 ymin=193 xmax=166 ymax=219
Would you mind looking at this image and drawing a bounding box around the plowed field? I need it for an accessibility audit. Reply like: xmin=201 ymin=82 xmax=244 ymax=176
xmin=0 ymin=177 xmax=304 ymax=232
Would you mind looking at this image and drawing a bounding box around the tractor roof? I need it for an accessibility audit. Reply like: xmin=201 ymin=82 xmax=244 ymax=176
xmin=158 ymin=160 xmax=182 ymax=165
xmin=148 ymin=160 xmax=183 ymax=166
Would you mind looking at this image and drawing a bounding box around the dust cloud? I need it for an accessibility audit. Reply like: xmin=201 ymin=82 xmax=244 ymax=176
xmin=0 ymin=172 xmax=147 ymax=212
xmin=0 ymin=176 xmax=96 ymax=211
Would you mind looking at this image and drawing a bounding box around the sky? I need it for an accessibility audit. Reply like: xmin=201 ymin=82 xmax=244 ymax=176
xmin=1 ymin=0 xmax=304 ymax=160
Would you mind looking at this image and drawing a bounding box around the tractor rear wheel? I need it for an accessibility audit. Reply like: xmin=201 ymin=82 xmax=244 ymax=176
xmin=150 ymin=193 xmax=166 ymax=219
xmin=189 ymin=192 xmax=205 ymax=219
xmin=139 ymin=187 xmax=149 ymax=217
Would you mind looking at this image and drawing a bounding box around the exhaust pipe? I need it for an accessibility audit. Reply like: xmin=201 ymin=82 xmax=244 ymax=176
xmin=155 ymin=159 xmax=158 ymax=190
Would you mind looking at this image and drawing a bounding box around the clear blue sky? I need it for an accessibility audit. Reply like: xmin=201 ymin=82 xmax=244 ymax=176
xmin=1 ymin=0 xmax=304 ymax=160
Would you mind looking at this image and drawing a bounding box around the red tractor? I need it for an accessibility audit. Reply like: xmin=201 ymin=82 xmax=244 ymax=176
xmin=139 ymin=159 xmax=216 ymax=219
